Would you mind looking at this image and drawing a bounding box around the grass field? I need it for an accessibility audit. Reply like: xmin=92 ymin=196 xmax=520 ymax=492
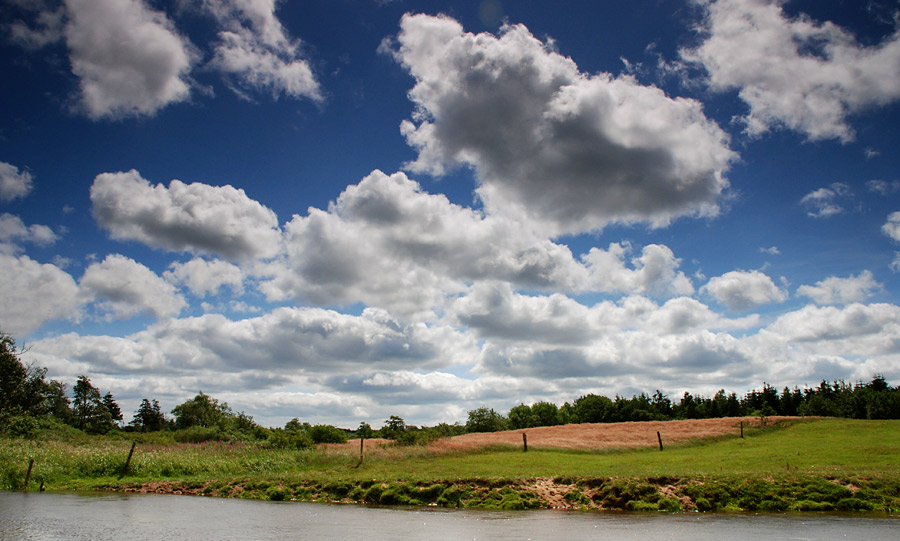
xmin=2 ymin=418 xmax=898 ymax=512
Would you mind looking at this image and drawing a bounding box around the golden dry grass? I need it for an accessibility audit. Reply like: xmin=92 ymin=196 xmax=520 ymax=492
xmin=430 ymin=417 xmax=795 ymax=452
xmin=325 ymin=417 xmax=798 ymax=455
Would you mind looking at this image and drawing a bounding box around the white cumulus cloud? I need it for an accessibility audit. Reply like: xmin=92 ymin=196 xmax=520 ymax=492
xmin=165 ymin=257 xmax=244 ymax=297
xmin=387 ymin=13 xmax=736 ymax=234
xmin=0 ymin=213 xmax=58 ymax=254
xmin=90 ymin=169 xmax=282 ymax=261
xmin=0 ymin=254 xmax=80 ymax=336
xmin=797 ymin=271 xmax=882 ymax=305
xmin=681 ymin=0 xmax=900 ymax=141
xmin=702 ymin=269 xmax=787 ymax=311
xmin=263 ymin=169 xmax=589 ymax=316
xmin=79 ymin=254 xmax=186 ymax=321
xmin=203 ymin=0 xmax=321 ymax=101
xmin=582 ymin=242 xmax=695 ymax=298
xmin=0 ymin=162 xmax=34 ymax=202
xmin=63 ymin=0 xmax=196 ymax=119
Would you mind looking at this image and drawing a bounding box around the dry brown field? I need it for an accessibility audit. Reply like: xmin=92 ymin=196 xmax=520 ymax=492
xmin=330 ymin=416 xmax=797 ymax=454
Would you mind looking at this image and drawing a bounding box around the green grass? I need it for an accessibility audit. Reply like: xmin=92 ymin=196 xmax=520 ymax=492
xmin=2 ymin=418 xmax=898 ymax=511
xmin=347 ymin=419 xmax=900 ymax=480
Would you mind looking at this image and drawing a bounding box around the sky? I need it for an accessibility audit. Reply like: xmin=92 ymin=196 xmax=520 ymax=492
xmin=2 ymin=0 xmax=900 ymax=428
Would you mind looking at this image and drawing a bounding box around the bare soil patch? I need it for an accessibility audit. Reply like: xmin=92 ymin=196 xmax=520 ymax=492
xmin=427 ymin=416 xmax=796 ymax=452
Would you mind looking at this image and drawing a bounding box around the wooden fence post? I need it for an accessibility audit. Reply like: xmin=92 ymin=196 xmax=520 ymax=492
xmin=522 ymin=433 xmax=528 ymax=453
xmin=354 ymin=437 xmax=365 ymax=469
xmin=23 ymin=458 xmax=34 ymax=490
xmin=740 ymin=421 xmax=744 ymax=439
xmin=657 ymin=431 xmax=663 ymax=451
xmin=119 ymin=442 xmax=136 ymax=479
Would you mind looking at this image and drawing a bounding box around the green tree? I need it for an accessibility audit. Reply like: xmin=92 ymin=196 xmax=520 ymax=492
xmin=44 ymin=379 xmax=72 ymax=423
xmin=0 ymin=334 xmax=47 ymax=423
xmin=356 ymin=422 xmax=375 ymax=439
xmin=573 ymin=394 xmax=614 ymax=423
xmin=285 ymin=418 xmax=311 ymax=432
xmin=72 ymin=375 xmax=114 ymax=434
xmin=102 ymin=392 xmax=123 ymax=427
xmin=465 ymin=407 xmax=508 ymax=433
xmin=531 ymin=401 xmax=559 ymax=427
xmin=508 ymin=403 xmax=535 ymax=429
xmin=380 ymin=415 xmax=407 ymax=439
xmin=131 ymin=399 xmax=167 ymax=432
xmin=651 ymin=390 xmax=672 ymax=419
xmin=171 ymin=392 xmax=232 ymax=429
xmin=556 ymin=402 xmax=575 ymax=424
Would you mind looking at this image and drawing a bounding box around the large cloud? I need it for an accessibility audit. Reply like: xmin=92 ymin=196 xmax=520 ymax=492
xmin=681 ymin=0 xmax=900 ymax=141
xmin=203 ymin=0 xmax=321 ymax=101
xmin=0 ymin=162 xmax=34 ymax=202
xmin=79 ymin=254 xmax=186 ymax=321
xmin=64 ymin=0 xmax=196 ymax=119
xmin=0 ymin=254 xmax=80 ymax=336
xmin=751 ymin=303 xmax=900 ymax=383
xmin=27 ymin=306 xmax=471 ymax=379
xmin=701 ymin=269 xmax=787 ymax=311
xmin=387 ymin=13 xmax=736 ymax=234
xmin=263 ymin=170 xmax=589 ymax=316
xmin=90 ymin=169 xmax=282 ymax=260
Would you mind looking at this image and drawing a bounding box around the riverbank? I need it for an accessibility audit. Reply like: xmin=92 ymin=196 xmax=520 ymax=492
xmin=108 ymin=473 xmax=899 ymax=512
xmin=4 ymin=418 xmax=899 ymax=512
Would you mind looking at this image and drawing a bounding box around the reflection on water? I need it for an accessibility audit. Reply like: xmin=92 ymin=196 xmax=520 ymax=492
xmin=1 ymin=491 xmax=897 ymax=540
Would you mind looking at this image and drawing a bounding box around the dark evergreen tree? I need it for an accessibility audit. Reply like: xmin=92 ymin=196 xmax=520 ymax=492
xmin=72 ymin=375 xmax=114 ymax=434
xmin=131 ymin=398 xmax=167 ymax=432
xmin=102 ymin=392 xmax=123 ymax=427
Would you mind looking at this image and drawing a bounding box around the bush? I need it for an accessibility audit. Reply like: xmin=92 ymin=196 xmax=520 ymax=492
xmin=308 ymin=425 xmax=347 ymax=444
xmin=1 ymin=415 xmax=38 ymax=438
xmin=266 ymin=428 xmax=313 ymax=450
xmin=173 ymin=426 xmax=224 ymax=443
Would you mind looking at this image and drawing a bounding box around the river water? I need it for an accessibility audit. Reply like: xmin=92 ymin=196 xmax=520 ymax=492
xmin=1 ymin=492 xmax=897 ymax=540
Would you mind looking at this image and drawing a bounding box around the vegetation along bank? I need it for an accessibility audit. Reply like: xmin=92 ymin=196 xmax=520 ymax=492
xmin=3 ymin=333 xmax=899 ymax=512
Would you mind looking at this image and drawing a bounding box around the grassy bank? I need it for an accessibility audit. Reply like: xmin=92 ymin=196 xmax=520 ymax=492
xmin=2 ymin=418 xmax=898 ymax=512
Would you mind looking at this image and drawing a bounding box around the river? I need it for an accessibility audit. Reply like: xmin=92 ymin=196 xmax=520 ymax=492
xmin=1 ymin=491 xmax=897 ymax=540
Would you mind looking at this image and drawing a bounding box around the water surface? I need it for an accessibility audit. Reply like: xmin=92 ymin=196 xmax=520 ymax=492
xmin=1 ymin=491 xmax=897 ymax=540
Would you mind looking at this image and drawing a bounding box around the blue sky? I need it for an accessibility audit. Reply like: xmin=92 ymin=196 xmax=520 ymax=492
xmin=2 ymin=0 xmax=900 ymax=427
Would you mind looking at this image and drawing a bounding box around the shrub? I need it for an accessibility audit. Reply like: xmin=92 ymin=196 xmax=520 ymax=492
xmin=173 ymin=426 xmax=224 ymax=443
xmin=308 ymin=424 xmax=347 ymax=444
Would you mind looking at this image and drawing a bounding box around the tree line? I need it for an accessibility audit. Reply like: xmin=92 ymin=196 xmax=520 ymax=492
xmin=3 ymin=332 xmax=899 ymax=445
xmin=463 ymin=376 xmax=900 ymax=433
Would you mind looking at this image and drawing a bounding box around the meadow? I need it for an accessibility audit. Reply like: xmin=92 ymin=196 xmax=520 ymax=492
xmin=3 ymin=417 xmax=898 ymax=512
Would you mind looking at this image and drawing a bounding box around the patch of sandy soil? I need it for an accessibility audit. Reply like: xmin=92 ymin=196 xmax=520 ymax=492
xmin=426 ymin=416 xmax=796 ymax=452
